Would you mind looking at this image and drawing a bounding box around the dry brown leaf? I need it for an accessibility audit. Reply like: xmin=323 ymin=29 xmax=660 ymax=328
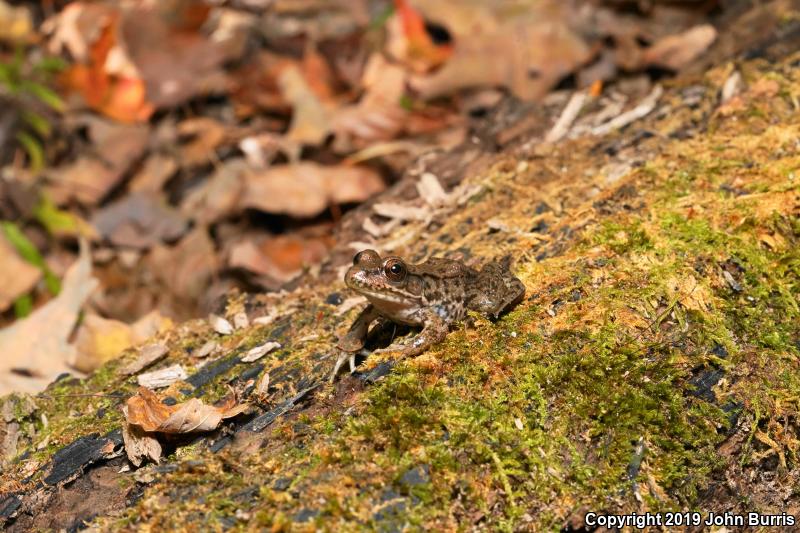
xmin=228 ymin=234 xmax=332 ymax=284
xmin=242 ymin=163 xmax=384 ymax=218
xmin=642 ymin=24 xmax=717 ymax=71
xmin=71 ymin=307 xmax=172 ymax=374
xmin=176 ymin=117 xmax=228 ymax=167
xmin=147 ymin=227 xmax=219 ymax=301
xmin=228 ymin=50 xmax=293 ymax=117
xmin=129 ymin=153 xmax=179 ymax=193
xmin=410 ymin=20 xmax=591 ymax=101
xmin=279 ymin=63 xmax=333 ymax=146
xmin=0 ymin=233 xmax=42 ymax=313
xmin=46 ymin=119 xmax=149 ymax=206
xmin=210 ymin=8 xmax=256 ymax=61
xmin=92 ymin=192 xmax=188 ymax=250
xmin=0 ymin=241 xmax=97 ymax=395
xmin=331 ymin=54 xmax=408 ymax=150
xmin=125 ymin=387 xmax=248 ymax=433
xmin=119 ymin=4 xmax=231 ymax=109
xmin=180 ymin=159 xmax=247 ymax=225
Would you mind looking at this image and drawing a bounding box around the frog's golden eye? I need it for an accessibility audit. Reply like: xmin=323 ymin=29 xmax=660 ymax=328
xmin=383 ymin=258 xmax=407 ymax=282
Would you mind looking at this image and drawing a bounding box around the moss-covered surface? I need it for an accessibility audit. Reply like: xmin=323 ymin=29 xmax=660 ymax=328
xmin=2 ymin=53 xmax=800 ymax=531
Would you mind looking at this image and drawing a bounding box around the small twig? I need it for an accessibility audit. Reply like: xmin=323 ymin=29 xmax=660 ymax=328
xmin=592 ymin=85 xmax=663 ymax=136
xmin=545 ymin=91 xmax=588 ymax=143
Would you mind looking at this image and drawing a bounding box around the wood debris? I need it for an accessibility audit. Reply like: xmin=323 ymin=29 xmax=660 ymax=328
xmin=137 ymin=364 xmax=188 ymax=389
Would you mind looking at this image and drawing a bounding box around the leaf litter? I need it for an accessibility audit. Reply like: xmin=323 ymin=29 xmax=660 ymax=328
xmin=0 ymin=0 xmax=725 ymax=396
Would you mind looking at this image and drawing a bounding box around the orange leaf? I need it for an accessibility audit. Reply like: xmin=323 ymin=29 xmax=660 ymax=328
xmin=60 ymin=17 xmax=153 ymax=122
xmin=392 ymin=0 xmax=453 ymax=72
xmin=125 ymin=386 xmax=248 ymax=434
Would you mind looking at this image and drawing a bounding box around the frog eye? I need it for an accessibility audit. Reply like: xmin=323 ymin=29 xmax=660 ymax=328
xmin=383 ymin=258 xmax=407 ymax=281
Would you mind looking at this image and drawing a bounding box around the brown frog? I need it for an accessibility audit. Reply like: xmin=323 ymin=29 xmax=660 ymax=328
xmin=331 ymin=249 xmax=525 ymax=379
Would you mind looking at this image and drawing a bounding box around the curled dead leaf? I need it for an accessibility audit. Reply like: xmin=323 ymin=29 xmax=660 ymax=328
xmin=125 ymin=387 xmax=248 ymax=433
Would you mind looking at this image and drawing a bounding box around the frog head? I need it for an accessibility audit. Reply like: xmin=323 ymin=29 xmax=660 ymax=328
xmin=344 ymin=249 xmax=425 ymax=310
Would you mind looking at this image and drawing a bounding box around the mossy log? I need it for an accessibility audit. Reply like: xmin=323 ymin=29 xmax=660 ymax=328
xmin=2 ymin=37 xmax=800 ymax=533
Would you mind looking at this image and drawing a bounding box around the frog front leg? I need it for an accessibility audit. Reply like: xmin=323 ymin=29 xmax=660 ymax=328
xmin=331 ymin=304 xmax=382 ymax=381
xmin=337 ymin=304 xmax=381 ymax=352
xmin=401 ymin=311 xmax=449 ymax=357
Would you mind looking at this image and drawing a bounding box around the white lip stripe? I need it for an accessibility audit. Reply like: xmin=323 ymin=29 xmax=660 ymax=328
xmin=356 ymin=287 xmax=418 ymax=304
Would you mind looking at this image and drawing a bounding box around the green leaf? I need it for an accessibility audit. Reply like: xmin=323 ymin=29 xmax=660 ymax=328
xmin=33 ymin=196 xmax=78 ymax=236
xmin=0 ymin=63 xmax=13 ymax=88
xmin=43 ymin=270 xmax=60 ymax=296
xmin=33 ymin=56 xmax=67 ymax=74
xmin=369 ymin=4 xmax=395 ymax=30
xmin=21 ymin=110 xmax=51 ymax=137
xmin=15 ymin=131 xmax=44 ymax=171
xmin=399 ymin=94 xmax=414 ymax=111
xmin=13 ymin=294 xmax=33 ymax=318
xmin=1 ymin=221 xmax=46 ymax=268
xmin=19 ymin=80 xmax=64 ymax=112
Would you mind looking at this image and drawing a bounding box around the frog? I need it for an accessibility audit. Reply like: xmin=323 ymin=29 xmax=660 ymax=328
xmin=330 ymin=249 xmax=525 ymax=380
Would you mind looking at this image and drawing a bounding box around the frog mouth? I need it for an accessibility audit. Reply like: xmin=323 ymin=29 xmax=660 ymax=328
xmin=357 ymin=287 xmax=416 ymax=304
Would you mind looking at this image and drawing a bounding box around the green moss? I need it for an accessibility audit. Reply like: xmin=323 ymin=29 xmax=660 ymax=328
xmin=592 ymin=219 xmax=653 ymax=254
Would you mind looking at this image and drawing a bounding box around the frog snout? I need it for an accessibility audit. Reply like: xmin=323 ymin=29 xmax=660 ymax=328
xmin=344 ymin=267 xmax=371 ymax=290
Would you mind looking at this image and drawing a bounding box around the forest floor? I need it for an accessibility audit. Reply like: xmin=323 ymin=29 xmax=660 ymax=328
xmin=1 ymin=1 xmax=800 ymax=531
